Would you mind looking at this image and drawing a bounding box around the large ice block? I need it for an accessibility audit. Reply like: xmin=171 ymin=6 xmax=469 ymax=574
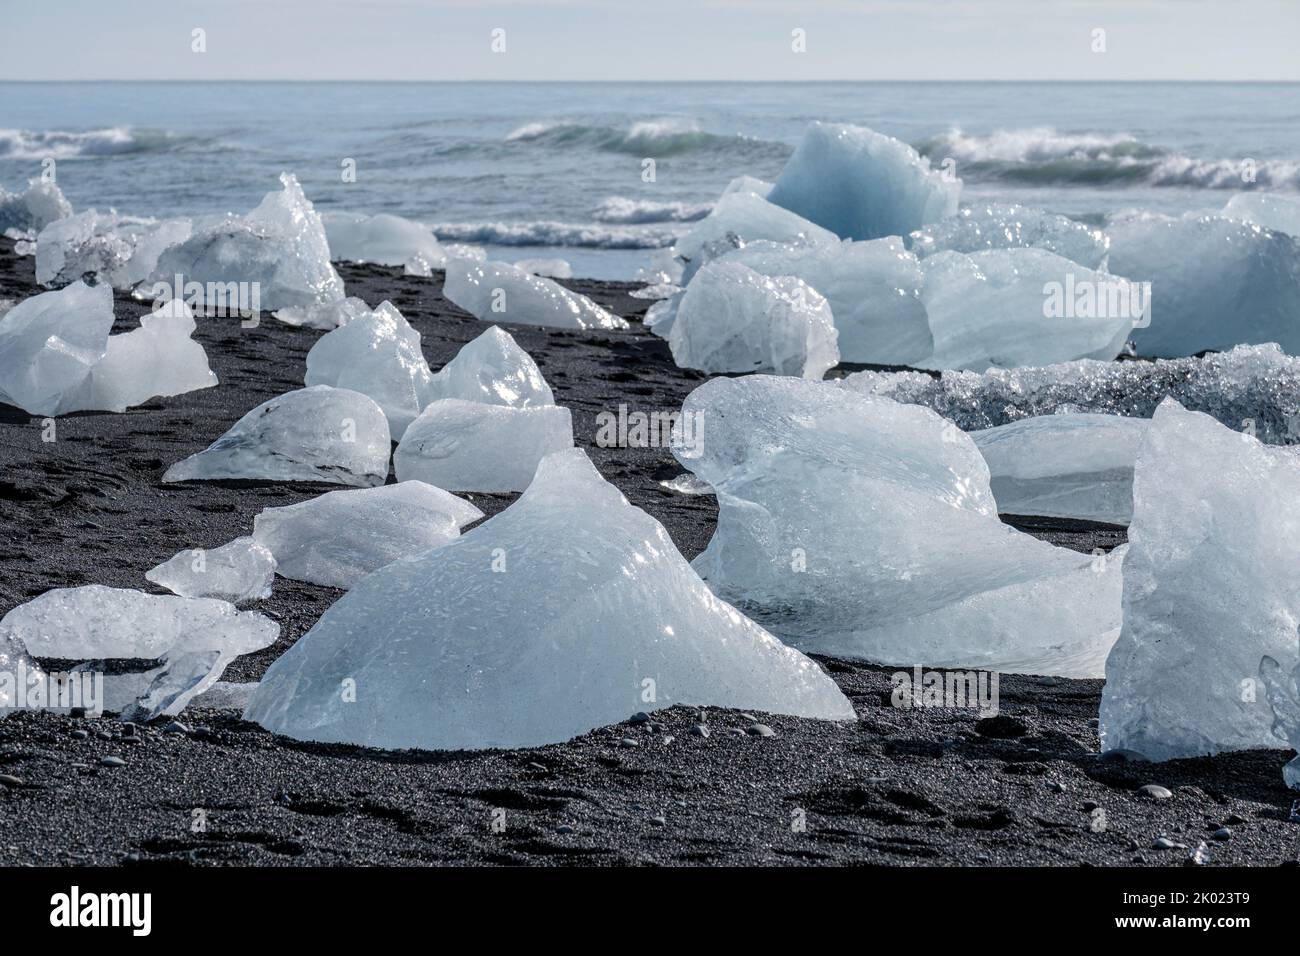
xmin=304 ymin=300 xmax=433 ymax=439
xmin=38 ymin=210 xmax=192 ymax=289
xmin=842 ymin=343 xmax=1300 ymax=443
xmin=675 ymin=375 xmax=1125 ymax=676
xmin=971 ymin=414 xmax=1148 ymax=524
xmin=713 ymin=238 xmax=931 ymax=365
xmin=244 ymin=449 xmax=854 ymax=750
xmin=424 ymin=325 xmax=555 ymax=408
xmin=252 ymin=481 xmax=483 ymax=589
xmin=910 ymin=203 xmax=1110 ymax=270
xmin=767 ymin=123 xmax=961 ymax=241
xmin=1222 ymin=192 xmax=1300 ymax=238
xmin=0 ymin=178 xmax=73 ymax=233
xmin=672 ymin=189 xmax=837 ymax=263
xmin=163 ymin=385 xmax=391 ymax=486
xmin=1100 ymin=400 xmax=1300 ymax=760
xmin=1108 ymin=212 xmax=1300 ymax=356
xmin=151 ymin=173 xmax=345 ymax=313
xmin=394 ymin=398 xmax=573 ymax=492
xmin=917 ymin=248 xmax=1134 ymax=371
xmin=443 ymin=258 xmax=627 ymax=330
xmin=146 ymin=536 xmax=277 ymax=604
xmin=668 ymin=261 xmax=839 ymax=378
xmin=322 ymin=211 xmax=446 ymax=267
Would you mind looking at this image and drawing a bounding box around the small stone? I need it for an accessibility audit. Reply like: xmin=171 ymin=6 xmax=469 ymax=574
xmin=689 ymin=724 xmax=710 ymax=738
xmin=0 ymin=774 xmax=23 ymax=787
xmin=99 ymin=756 xmax=126 ymax=767
xmin=526 ymin=761 xmax=547 ymax=772
xmin=649 ymin=815 xmax=666 ymax=827
xmin=555 ymin=824 xmax=574 ymax=835
xmin=1212 ymin=827 xmax=1232 ymax=841
xmin=1082 ymin=800 xmax=1101 ymax=813
xmin=1224 ymin=813 xmax=1246 ymax=826
xmin=1152 ymin=837 xmax=1184 ymax=850
xmin=739 ymin=713 xmax=757 ymax=721
xmin=1137 ymin=784 xmax=1174 ymax=800
xmin=747 ymin=723 xmax=775 ymax=737
xmin=163 ymin=721 xmax=191 ymax=735
xmin=974 ymin=715 xmax=1027 ymax=739
xmin=70 ymin=729 xmax=89 ymax=740
xmin=617 ymin=738 xmax=638 ymax=749
xmin=629 ymin=712 xmax=651 ymax=724
xmin=1047 ymin=781 xmax=1066 ymax=793
xmin=661 ymin=735 xmax=675 ymax=746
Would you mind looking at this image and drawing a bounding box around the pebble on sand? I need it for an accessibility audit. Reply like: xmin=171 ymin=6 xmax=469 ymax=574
xmin=1137 ymin=784 xmax=1173 ymax=800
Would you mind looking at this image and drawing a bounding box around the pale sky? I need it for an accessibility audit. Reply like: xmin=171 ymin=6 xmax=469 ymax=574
xmin=2 ymin=0 xmax=1298 ymax=82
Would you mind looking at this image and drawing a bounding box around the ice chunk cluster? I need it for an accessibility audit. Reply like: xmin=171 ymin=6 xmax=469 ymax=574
xmin=712 ymin=238 xmax=931 ymax=366
xmin=163 ymin=385 xmax=391 ymax=486
xmin=1259 ymin=654 xmax=1300 ymax=788
xmin=252 ymin=481 xmax=483 ymax=589
xmin=1222 ymin=192 xmax=1300 ymax=238
xmin=152 ymin=173 xmax=345 ymax=313
xmin=395 ymin=399 xmax=573 ymax=492
xmin=0 ymin=281 xmax=216 ymax=416
xmin=675 ymin=376 xmax=1126 ymax=676
xmin=1100 ymin=401 xmax=1300 ymax=760
xmin=971 ymin=414 xmax=1148 ymax=524
xmin=37 ymin=210 xmax=192 ymax=289
xmin=244 ymin=449 xmax=854 ymax=750
xmin=767 ymin=123 xmax=961 ymax=241
xmin=0 ymin=178 xmax=73 ymax=234
xmin=916 ymin=248 xmax=1133 ymax=372
xmin=668 ymin=261 xmax=839 ymax=378
xmin=322 ymin=211 xmax=446 ymax=268
xmin=672 ymin=188 xmax=836 ymax=263
xmin=443 ymin=258 xmax=627 ymax=330
xmin=147 ymin=537 xmax=277 ymax=604
xmin=1108 ymin=212 xmax=1300 ymax=356
xmin=841 ymin=343 xmax=1300 ymax=443
xmin=909 ymin=203 xmax=1110 ymax=270
xmin=304 ymin=300 xmax=433 ymax=439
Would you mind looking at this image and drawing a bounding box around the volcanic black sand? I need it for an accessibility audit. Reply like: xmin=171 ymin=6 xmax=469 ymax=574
xmin=0 ymin=237 xmax=1296 ymax=867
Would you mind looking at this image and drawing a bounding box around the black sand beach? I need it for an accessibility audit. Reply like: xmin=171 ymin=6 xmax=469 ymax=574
xmin=0 ymin=237 xmax=1296 ymax=867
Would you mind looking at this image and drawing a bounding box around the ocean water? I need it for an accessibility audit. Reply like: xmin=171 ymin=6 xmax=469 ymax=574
xmin=2 ymin=81 xmax=1298 ymax=279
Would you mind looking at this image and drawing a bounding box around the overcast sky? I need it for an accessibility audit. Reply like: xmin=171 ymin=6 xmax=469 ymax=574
xmin=3 ymin=0 xmax=1297 ymax=82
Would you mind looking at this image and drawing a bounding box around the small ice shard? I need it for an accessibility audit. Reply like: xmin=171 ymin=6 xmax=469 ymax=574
xmin=244 ymin=449 xmax=853 ymax=750
xmin=971 ymin=414 xmax=1148 ymax=524
xmin=189 ymin=680 xmax=258 ymax=712
xmin=767 ymin=122 xmax=961 ymax=241
xmin=1108 ymin=212 xmax=1300 ymax=356
xmin=0 ymin=280 xmax=112 ymax=415
xmin=910 ymin=203 xmax=1110 ymax=270
xmin=120 ymin=649 xmax=231 ymax=723
xmin=668 ymin=261 xmax=839 ymax=379
xmin=252 ymin=481 xmax=483 ymax=589
xmin=917 ymin=249 xmax=1134 ymax=371
xmin=304 ymin=300 xmax=434 ymax=439
xmin=1258 ymin=654 xmax=1300 ymax=788
xmin=152 ymin=173 xmax=345 ymax=313
xmin=322 ymin=211 xmax=446 ymax=267
xmin=1 ymin=585 xmax=278 ymax=660
xmin=0 ymin=178 xmax=72 ymax=233
xmin=394 ymin=398 xmax=573 ymax=492
xmin=38 ymin=210 xmax=192 ymax=289
xmin=713 ymin=237 xmax=931 ymax=366
xmin=443 ymin=258 xmax=628 ymax=331
xmin=146 ymin=536 xmax=277 ymax=604
xmin=424 ymin=325 xmax=555 ymax=409
xmin=1222 ymin=192 xmax=1300 ymax=238
xmin=659 ymin=473 xmax=713 ymax=496
xmin=513 ymin=258 xmax=572 ymax=279
xmin=643 ymin=295 xmax=680 ymax=340
xmin=77 ymin=298 xmax=217 ymax=413
xmin=840 ymin=343 xmax=1300 ymax=443
xmin=274 ymin=296 xmax=373 ymax=331
xmin=672 ymin=188 xmax=836 ymax=263
xmin=1100 ymin=400 xmax=1300 ymax=760
xmin=163 ymin=385 xmax=391 ymax=487
xmin=675 ymin=375 xmax=1126 ymax=676
xmin=630 ymin=282 xmax=681 ymax=301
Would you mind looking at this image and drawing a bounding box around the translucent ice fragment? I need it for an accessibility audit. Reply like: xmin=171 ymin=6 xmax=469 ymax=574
xmin=424 ymin=325 xmax=554 ymax=409
xmin=322 ymin=211 xmax=446 ymax=267
xmin=38 ymin=210 xmax=191 ymax=289
xmin=0 ymin=280 xmax=112 ymax=415
xmin=0 ymin=178 xmax=72 ymax=233
xmin=910 ymin=203 xmax=1110 ymax=270
xmin=443 ymin=258 xmax=627 ymax=330
xmin=1222 ymin=192 xmax=1300 ymax=238
xmin=147 ymin=536 xmax=277 ymax=604
xmin=672 ymin=189 xmax=836 ymax=263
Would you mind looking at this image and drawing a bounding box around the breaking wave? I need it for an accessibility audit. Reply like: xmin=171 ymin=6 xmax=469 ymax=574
xmin=0 ymin=126 xmax=194 ymax=160
xmin=919 ymin=127 xmax=1300 ymax=189
xmin=431 ymin=219 xmax=678 ymax=249
xmin=505 ymin=117 xmax=785 ymax=158
xmin=591 ymin=196 xmax=712 ymax=224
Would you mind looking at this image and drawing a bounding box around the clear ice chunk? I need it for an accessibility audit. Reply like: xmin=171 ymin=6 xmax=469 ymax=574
xmin=252 ymin=481 xmax=483 ymax=589
xmin=322 ymin=211 xmax=446 ymax=267
xmin=0 ymin=279 xmax=112 ymax=415
xmin=971 ymin=413 xmax=1149 ymax=524
xmin=672 ymin=189 xmax=836 ymax=263
xmin=244 ymin=448 xmax=854 ymax=750
xmin=274 ymin=296 xmax=374 ymax=331
xmin=713 ymin=237 xmax=931 ymax=365
xmin=424 ymin=325 xmax=555 ymax=408
xmin=841 ymin=343 xmax=1300 ymax=443
xmin=146 ymin=536 xmax=277 ymax=604
xmin=675 ymin=375 xmax=1126 ymax=677
xmin=1100 ymin=400 xmax=1300 ymax=760
xmin=152 ymin=173 xmax=345 ymax=313
xmin=909 ymin=203 xmax=1110 ymax=270
xmin=443 ymin=258 xmax=628 ymax=330
xmin=767 ymin=122 xmax=961 ymax=241
xmin=1222 ymin=192 xmax=1300 ymax=238
xmin=163 ymin=385 xmax=391 ymax=487
xmin=668 ymin=261 xmax=839 ymax=379
xmin=38 ymin=210 xmax=192 ymax=289
xmin=394 ymin=398 xmax=573 ymax=492
xmin=1258 ymin=654 xmax=1300 ymax=788
xmin=190 ymin=680 xmax=258 ymax=712
xmin=304 ymin=299 xmax=434 ymax=439
xmin=0 ymin=178 xmax=73 ymax=234
xmin=1108 ymin=212 xmax=1300 ymax=356
xmin=917 ymin=248 xmax=1133 ymax=371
